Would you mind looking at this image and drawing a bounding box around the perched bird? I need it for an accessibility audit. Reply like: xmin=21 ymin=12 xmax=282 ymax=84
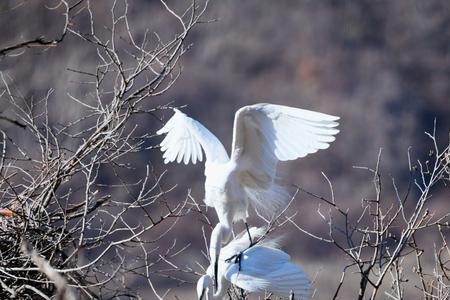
xmin=196 ymin=227 xmax=311 ymax=299
xmin=158 ymin=103 xmax=339 ymax=280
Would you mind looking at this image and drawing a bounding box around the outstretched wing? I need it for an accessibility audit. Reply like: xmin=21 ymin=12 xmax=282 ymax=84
xmin=225 ymin=246 xmax=311 ymax=298
xmin=157 ymin=109 xmax=229 ymax=165
xmin=231 ymin=103 xmax=339 ymax=212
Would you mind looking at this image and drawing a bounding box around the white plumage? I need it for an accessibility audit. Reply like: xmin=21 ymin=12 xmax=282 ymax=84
xmin=196 ymin=227 xmax=311 ymax=299
xmin=225 ymin=247 xmax=311 ymax=298
xmin=158 ymin=103 xmax=339 ymax=277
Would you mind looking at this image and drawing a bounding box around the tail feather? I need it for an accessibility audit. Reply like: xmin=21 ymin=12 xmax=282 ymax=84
xmin=243 ymin=182 xmax=291 ymax=218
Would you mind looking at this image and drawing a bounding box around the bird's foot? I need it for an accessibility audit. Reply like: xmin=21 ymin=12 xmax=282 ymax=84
xmin=244 ymin=222 xmax=253 ymax=246
xmin=225 ymin=251 xmax=243 ymax=271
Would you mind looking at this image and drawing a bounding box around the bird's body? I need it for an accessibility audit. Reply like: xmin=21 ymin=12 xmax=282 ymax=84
xmin=158 ymin=103 xmax=339 ymax=277
xmin=203 ymin=161 xmax=248 ymax=223
xmin=197 ymin=227 xmax=311 ymax=300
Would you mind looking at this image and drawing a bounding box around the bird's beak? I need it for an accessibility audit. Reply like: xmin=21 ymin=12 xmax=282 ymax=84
xmin=198 ymin=288 xmax=206 ymax=300
xmin=213 ymin=258 xmax=219 ymax=292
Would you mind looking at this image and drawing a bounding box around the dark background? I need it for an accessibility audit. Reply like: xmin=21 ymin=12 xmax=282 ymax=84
xmin=1 ymin=0 xmax=449 ymax=299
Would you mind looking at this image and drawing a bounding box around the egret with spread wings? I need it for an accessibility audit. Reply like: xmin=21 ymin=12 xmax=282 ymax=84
xmin=157 ymin=103 xmax=339 ymax=281
xmin=196 ymin=227 xmax=311 ymax=299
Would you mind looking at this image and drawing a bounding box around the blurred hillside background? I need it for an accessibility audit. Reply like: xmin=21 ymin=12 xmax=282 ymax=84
xmin=1 ymin=0 xmax=449 ymax=299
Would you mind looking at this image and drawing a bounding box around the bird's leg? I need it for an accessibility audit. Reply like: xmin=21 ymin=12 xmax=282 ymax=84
xmin=236 ymin=252 xmax=242 ymax=271
xmin=289 ymin=291 xmax=295 ymax=300
xmin=244 ymin=222 xmax=253 ymax=246
xmin=224 ymin=252 xmax=243 ymax=271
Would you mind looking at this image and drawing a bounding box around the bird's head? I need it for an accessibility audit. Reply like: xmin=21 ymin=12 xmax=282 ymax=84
xmin=196 ymin=274 xmax=212 ymax=300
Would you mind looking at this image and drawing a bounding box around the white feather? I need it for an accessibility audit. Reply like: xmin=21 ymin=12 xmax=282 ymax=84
xmin=157 ymin=109 xmax=229 ymax=165
xmin=158 ymin=104 xmax=338 ymax=217
xmin=231 ymin=103 xmax=339 ymax=214
xmin=224 ymin=246 xmax=311 ymax=298
xmin=197 ymin=227 xmax=311 ymax=299
xmin=158 ymin=104 xmax=338 ymax=283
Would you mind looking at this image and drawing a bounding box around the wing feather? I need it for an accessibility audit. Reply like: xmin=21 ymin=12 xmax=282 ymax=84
xmin=196 ymin=136 xmax=203 ymax=162
xmin=231 ymin=103 xmax=339 ymax=215
xmin=157 ymin=109 xmax=229 ymax=165
xmin=220 ymin=227 xmax=267 ymax=259
xmin=183 ymin=133 xmax=192 ymax=165
xmin=225 ymin=245 xmax=311 ymax=298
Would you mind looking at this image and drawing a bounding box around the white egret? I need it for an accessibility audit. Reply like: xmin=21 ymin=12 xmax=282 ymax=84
xmin=157 ymin=103 xmax=339 ymax=279
xmin=196 ymin=227 xmax=311 ymax=299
